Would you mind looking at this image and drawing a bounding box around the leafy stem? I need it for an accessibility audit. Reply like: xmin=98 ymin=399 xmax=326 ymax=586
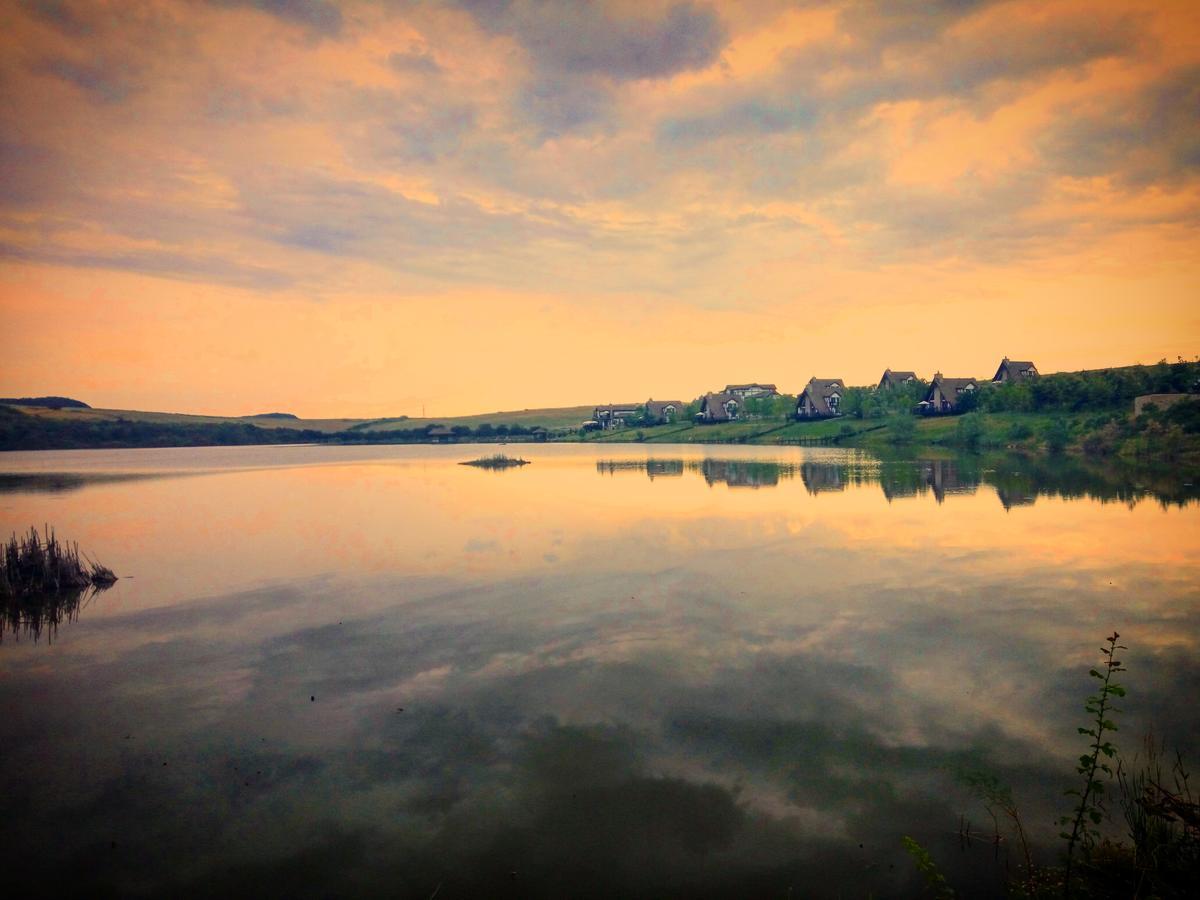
xmin=1060 ymin=631 xmax=1127 ymax=898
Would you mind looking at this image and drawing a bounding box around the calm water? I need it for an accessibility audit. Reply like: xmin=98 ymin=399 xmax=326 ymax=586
xmin=1 ymin=444 xmax=1197 ymax=898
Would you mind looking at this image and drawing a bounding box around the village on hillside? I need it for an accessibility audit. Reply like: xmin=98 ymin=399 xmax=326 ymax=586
xmin=586 ymin=357 xmax=1040 ymax=431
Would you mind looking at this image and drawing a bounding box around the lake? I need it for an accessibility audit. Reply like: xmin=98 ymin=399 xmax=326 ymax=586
xmin=1 ymin=443 xmax=1197 ymax=898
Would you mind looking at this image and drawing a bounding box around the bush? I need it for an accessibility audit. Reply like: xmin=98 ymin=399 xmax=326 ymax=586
xmin=955 ymin=412 xmax=985 ymax=451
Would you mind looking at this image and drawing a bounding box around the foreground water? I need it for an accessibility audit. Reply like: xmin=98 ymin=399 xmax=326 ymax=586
xmin=1 ymin=443 xmax=1196 ymax=898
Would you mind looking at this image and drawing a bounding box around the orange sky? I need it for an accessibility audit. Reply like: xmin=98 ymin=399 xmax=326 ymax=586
xmin=1 ymin=0 xmax=1198 ymax=417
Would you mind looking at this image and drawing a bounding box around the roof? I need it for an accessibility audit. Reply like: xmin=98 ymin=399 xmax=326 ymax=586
xmin=933 ymin=376 xmax=978 ymax=392
xmin=880 ymin=369 xmax=917 ymax=385
xmin=645 ymin=399 xmax=684 ymax=417
xmin=724 ymin=383 xmax=777 ymax=392
xmin=799 ymin=378 xmax=844 ymax=415
xmin=925 ymin=375 xmax=978 ymax=405
xmin=593 ymin=403 xmax=642 ymax=416
xmin=700 ymin=391 xmax=740 ymax=421
xmin=994 ymin=358 xmax=1038 ymax=380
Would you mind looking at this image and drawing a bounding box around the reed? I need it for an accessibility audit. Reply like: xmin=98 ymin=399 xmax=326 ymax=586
xmin=0 ymin=526 xmax=117 ymax=598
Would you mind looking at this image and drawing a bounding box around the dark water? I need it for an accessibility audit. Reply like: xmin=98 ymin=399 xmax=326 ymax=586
xmin=1 ymin=444 xmax=1196 ymax=898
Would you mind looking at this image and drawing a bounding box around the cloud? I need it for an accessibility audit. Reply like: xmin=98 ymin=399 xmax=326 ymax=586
xmin=387 ymin=46 xmax=442 ymax=75
xmin=1042 ymin=65 xmax=1200 ymax=187
xmin=459 ymin=0 xmax=728 ymax=82
xmin=454 ymin=1 xmax=729 ymax=136
xmin=207 ymin=0 xmax=343 ymax=37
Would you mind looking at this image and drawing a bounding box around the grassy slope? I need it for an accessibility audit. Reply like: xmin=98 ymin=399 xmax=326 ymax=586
xmin=571 ymin=411 xmax=1110 ymax=448
xmin=13 ymin=405 xmax=363 ymax=434
xmin=12 ymin=403 xmax=596 ymax=434
xmin=360 ymin=406 xmax=595 ymax=431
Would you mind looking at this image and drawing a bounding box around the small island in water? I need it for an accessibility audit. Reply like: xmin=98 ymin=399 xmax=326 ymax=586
xmin=459 ymin=454 xmax=530 ymax=469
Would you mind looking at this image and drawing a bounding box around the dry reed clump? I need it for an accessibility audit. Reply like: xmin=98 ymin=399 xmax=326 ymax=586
xmin=459 ymin=454 xmax=530 ymax=469
xmin=0 ymin=526 xmax=117 ymax=599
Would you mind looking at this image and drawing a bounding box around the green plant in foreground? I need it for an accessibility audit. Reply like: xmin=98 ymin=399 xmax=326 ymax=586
xmin=901 ymin=836 xmax=955 ymax=899
xmin=1060 ymin=631 xmax=1127 ymax=896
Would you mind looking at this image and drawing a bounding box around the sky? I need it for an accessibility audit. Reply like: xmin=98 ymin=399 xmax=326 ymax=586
xmin=0 ymin=0 xmax=1198 ymax=418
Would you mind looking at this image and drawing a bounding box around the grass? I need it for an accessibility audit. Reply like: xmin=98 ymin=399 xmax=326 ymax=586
xmin=1 ymin=526 xmax=116 ymax=597
xmin=459 ymin=454 xmax=530 ymax=469
xmin=1 ymin=527 xmax=117 ymax=643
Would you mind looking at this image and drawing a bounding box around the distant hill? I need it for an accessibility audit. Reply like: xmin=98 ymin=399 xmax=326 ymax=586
xmin=0 ymin=396 xmax=90 ymax=409
xmin=243 ymin=412 xmax=299 ymax=420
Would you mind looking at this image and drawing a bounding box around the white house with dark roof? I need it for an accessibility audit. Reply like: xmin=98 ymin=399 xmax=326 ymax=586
xmin=878 ymin=368 xmax=918 ymax=390
xmin=992 ymin=357 xmax=1039 ymax=383
xmin=921 ymin=373 xmax=979 ymax=413
xmin=645 ymin=399 xmax=685 ymax=423
xmin=723 ymin=383 xmax=779 ymax=399
xmin=796 ymin=377 xmax=845 ymax=418
xmin=698 ymin=392 xmax=742 ymax=423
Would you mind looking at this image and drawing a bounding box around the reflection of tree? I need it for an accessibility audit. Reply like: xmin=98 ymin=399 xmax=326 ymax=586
xmin=594 ymin=452 xmax=1199 ymax=509
xmin=1 ymin=583 xmax=110 ymax=644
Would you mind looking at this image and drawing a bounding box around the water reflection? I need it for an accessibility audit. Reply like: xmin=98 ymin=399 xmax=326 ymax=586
xmin=596 ymin=453 xmax=1200 ymax=508
xmin=0 ymin=583 xmax=110 ymax=643
xmin=0 ymin=444 xmax=1195 ymax=898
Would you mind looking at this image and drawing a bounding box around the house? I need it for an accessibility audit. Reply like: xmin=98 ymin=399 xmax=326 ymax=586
xmin=723 ymin=383 xmax=779 ymax=399
xmin=878 ymin=368 xmax=918 ymax=390
xmin=921 ymin=372 xmax=979 ymax=413
xmin=796 ymin=377 xmax=845 ymax=418
xmin=592 ymin=403 xmax=642 ymax=430
xmin=992 ymin=357 xmax=1039 ymax=383
xmin=698 ymin=392 xmax=741 ymax=423
xmin=645 ymin=399 xmax=685 ymax=423
xmin=426 ymin=425 xmax=454 ymax=443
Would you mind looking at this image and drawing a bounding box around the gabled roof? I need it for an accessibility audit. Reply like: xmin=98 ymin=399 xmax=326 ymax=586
xmin=924 ymin=374 xmax=978 ymax=406
xmin=700 ymin=391 xmax=740 ymax=421
xmin=879 ymin=369 xmax=917 ymax=386
xmin=993 ymin=358 xmax=1038 ymax=381
xmin=798 ymin=378 xmax=844 ymax=415
xmin=646 ymin=399 xmax=684 ymax=417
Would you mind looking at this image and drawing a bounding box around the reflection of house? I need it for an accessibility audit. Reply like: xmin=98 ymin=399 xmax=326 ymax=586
xmin=697 ymin=458 xmax=789 ymax=488
xmin=723 ymin=383 xmax=779 ymax=399
xmin=996 ymin=487 xmax=1036 ymax=510
xmin=800 ymin=462 xmax=846 ymax=494
xmin=919 ymin=459 xmax=976 ymax=503
xmin=878 ymin=368 xmax=917 ymax=389
xmin=698 ymin=392 xmax=741 ymax=423
xmin=645 ymin=399 xmax=685 ymax=423
xmin=596 ymin=458 xmax=684 ymax=479
xmin=796 ymin=378 xmax=844 ymax=418
xmin=593 ymin=403 xmax=641 ymax=430
xmin=921 ymin=373 xmax=978 ymax=413
xmin=992 ymin=357 xmax=1039 ymax=383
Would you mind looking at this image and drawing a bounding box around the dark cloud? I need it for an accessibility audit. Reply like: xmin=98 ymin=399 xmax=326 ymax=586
xmin=30 ymin=55 xmax=136 ymax=103
xmin=21 ymin=0 xmax=96 ymax=36
xmin=455 ymin=1 xmax=728 ymax=137
xmin=207 ymin=0 xmax=344 ymax=37
xmin=460 ymin=0 xmax=727 ymax=82
xmin=1041 ymin=65 xmax=1200 ymax=187
xmin=0 ymin=240 xmax=296 ymax=290
xmin=387 ymin=47 xmax=442 ymax=75
xmin=664 ymin=11 xmax=1138 ymax=149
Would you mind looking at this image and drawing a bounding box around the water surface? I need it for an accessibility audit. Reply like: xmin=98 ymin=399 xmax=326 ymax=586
xmin=1 ymin=444 xmax=1197 ymax=898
